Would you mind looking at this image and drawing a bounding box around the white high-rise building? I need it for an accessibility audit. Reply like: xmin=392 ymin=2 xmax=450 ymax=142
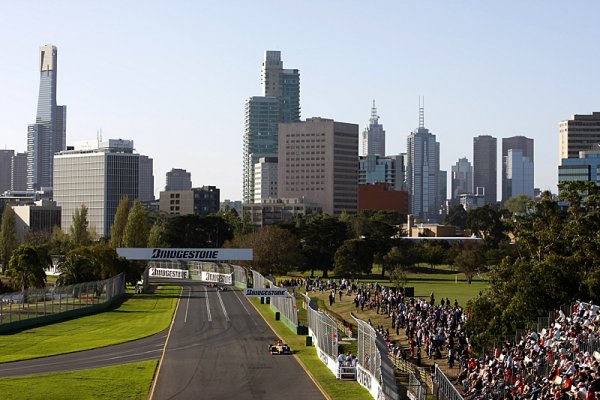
xmin=254 ymin=157 xmax=278 ymax=203
xmin=361 ymin=100 xmax=385 ymax=156
xmin=53 ymin=139 xmax=140 ymax=238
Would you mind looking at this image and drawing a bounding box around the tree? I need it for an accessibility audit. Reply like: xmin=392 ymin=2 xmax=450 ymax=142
xmin=454 ymin=243 xmax=486 ymax=284
xmin=0 ymin=206 xmax=18 ymax=273
xmin=503 ymin=195 xmax=532 ymax=215
xmin=297 ymin=213 xmax=349 ymax=277
xmin=70 ymin=205 xmax=91 ymax=247
xmin=110 ymin=196 xmax=129 ymax=248
xmin=148 ymin=214 xmax=169 ymax=248
xmin=333 ymin=239 xmax=374 ymax=277
xmin=6 ymin=244 xmax=48 ymax=293
xmin=444 ymin=204 xmax=468 ymax=229
xmin=123 ymin=201 xmax=149 ymax=248
xmin=225 ymin=225 xmax=303 ymax=275
xmin=383 ymin=241 xmax=419 ymax=271
xmin=56 ymin=253 xmax=98 ymax=285
xmin=467 ymin=204 xmax=508 ymax=246
xmin=420 ymin=242 xmax=447 ymax=269
xmin=49 ymin=226 xmax=71 ymax=255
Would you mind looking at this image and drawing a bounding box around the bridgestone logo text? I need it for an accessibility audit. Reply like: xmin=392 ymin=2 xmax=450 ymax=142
xmin=243 ymin=289 xmax=287 ymax=297
xmin=151 ymin=249 xmax=218 ymax=260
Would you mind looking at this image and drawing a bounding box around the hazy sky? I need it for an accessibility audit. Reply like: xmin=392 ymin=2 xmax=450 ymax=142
xmin=0 ymin=1 xmax=598 ymax=201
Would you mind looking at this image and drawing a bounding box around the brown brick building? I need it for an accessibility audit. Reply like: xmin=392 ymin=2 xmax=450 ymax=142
xmin=358 ymin=183 xmax=408 ymax=214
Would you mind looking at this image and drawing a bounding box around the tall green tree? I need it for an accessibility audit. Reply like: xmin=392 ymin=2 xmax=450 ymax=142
xmin=454 ymin=243 xmax=487 ymax=284
xmin=333 ymin=239 xmax=374 ymax=277
xmin=56 ymin=253 xmax=98 ymax=285
xmin=110 ymin=196 xmax=130 ymax=248
xmin=444 ymin=204 xmax=468 ymax=229
xmin=70 ymin=205 xmax=91 ymax=247
xmin=49 ymin=226 xmax=71 ymax=255
xmin=148 ymin=214 xmax=169 ymax=247
xmin=6 ymin=244 xmax=48 ymax=292
xmin=503 ymin=195 xmax=532 ymax=215
xmin=0 ymin=206 xmax=18 ymax=272
xmin=123 ymin=201 xmax=149 ymax=248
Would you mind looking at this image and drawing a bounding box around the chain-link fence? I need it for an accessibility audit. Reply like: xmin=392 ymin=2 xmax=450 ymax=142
xmin=266 ymin=277 xmax=298 ymax=327
xmin=251 ymin=270 xmax=266 ymax=289
xmin=228 ymin=264 xmax=249 ymax=288
xmin=305 ymin=300 xmax=339 ymax=359
xmin=409 ymin=372 xmax=428 ymax=400
xmin=434 ymin=364 xmax=464 ymax=400
xmin=0 ymin=273 xmax=126 ymax=331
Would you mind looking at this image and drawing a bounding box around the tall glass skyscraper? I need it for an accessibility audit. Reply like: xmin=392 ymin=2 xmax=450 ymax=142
xmin=27 ymin=44 xmax=66 ymax=190
xmin=361 ymin=100 xmax=386 ymax=156
xmin=243 ymin=51 xmax=300 ymax=203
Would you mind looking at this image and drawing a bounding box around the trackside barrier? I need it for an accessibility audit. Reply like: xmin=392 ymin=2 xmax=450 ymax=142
xmin=352 ymin=313 xmax=400 ymax=400
xmin=0 ymin=273 xmax=126 ymax=333
xmin=408 ymin=372 xmax=428 ymax=400
xmin=433 ymin=365 xmax=464 ymax=400
xmin=250 ymin=270 xmax=299 ymax=333
xmin=228 ymin=264 xmax=248 ymax=289
xmin=302 ymin=293 xmax=346 ymax=378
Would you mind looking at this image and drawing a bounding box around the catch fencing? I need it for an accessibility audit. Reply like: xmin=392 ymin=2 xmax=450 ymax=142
xmin=434 ymin=365 xmax=464 ymax=400
xmin=352 ymin=313 xmax=399 ymax=400
xmin=0 ymin=273 xmax=126 ymax=333
xmin=228 ymin=264 xmax=249 ymax=288
xmin=250 ymin=269 xmax=298 ymax=331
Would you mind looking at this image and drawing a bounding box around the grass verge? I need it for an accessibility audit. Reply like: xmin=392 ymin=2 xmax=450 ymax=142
xmin=0 ymin=285 xmax=180 ymax=363
xmin=250 ymin=299 xmax=372 ymax=400
xmin=0 ymin=360 xmax=157 ymax=400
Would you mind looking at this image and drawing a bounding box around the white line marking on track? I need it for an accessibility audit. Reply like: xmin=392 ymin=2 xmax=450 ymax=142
xmin=184 ymin=287 xmax=191 ymax=323
xmin=216 ymin=289 xmax=230 ymax=321
xmin=204 ymin=286 xmax=212 ymax=322
xmin=234 ymin=290 xmax=257 ymax=326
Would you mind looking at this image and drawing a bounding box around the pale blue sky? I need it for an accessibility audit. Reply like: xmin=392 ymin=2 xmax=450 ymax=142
xmin=0 ymin=1 xmax=598 ymax=200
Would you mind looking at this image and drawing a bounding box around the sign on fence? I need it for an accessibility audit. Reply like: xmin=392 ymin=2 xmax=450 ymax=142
xmin=117 ymin=248 xmax=253 ymax=261
xmin=201 ymin=271 xmax=233 ymax=284
xmin=149 ymin=267 xmax=189 ymax=279
xmin=243 ymin=288 xmax=288 ymax=297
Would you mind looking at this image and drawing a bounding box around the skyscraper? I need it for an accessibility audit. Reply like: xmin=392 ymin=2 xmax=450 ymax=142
xmin=473 ymin=135 xmax=497 ymax=205
xmin=278 ymin=117 xmax=358 ymax=216
xmin=505 ymin=149 xmax=534 ymax=199
xmin=243 ymin=51 xmax=300 ymax=204
xmin=138 ymin=155 xmax=154 ymax=202
xmin=361 ymin=100 xmax=385 ymax=156
xmin=27 ymin=45 xmax=67 ymax=190
xmin=11 ymin=152 xmax=28 ymax=191
xmin=406 ymin=107 xmax=440 ymax=221
xmin=502 ymin=136 xmax=534 ymax=202
xmin=451 ymin=157 xmax=473 ymax=202
xmin=54 ymin=139 xmax=140 ymax=238
xmin=165 ymin=168 xmax=192 ymax=191
xmin=0 ymin=150 xmax=14 ymax=193
xmin=559 ymin=112 xmax=600 ymax=160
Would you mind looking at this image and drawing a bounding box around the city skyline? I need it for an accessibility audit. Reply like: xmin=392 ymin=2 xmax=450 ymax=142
xmin=0 ymin=2 xmax=599 ymax=200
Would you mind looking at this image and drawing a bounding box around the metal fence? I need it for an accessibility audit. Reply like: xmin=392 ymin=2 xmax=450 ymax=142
xmin=266 ymin=277 xmax=298 ymax=326
xmin=303 ymin=293 xmax=339 ymax=360
xmin=228 ymin=264 xmax=249 ymax=288
xmin=409 ymin=372 xmax=428 ymax=400
xmin=352 ymin=313 xmax=399 ymax=400
xmin=251 ymin=270 xmax=266 ymax=289
xmin=0 ymin=273 xmax=126 ymax=326
xmin=434 ymin=365 xmax=464 ymax=400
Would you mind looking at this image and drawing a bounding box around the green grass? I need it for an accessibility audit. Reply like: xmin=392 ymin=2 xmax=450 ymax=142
xmin=0 ymin=360 xmax=157 ymax=400
xmin=250 ymin=299 xmax=371 ymax=400
xmin=0 ymin=285 xmax=179 ymax=363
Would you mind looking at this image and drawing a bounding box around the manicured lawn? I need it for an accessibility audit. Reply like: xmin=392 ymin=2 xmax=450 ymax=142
xmin=0 ymin=286 xmax=179 ymax=363
xmin=250 ymin=299 xmax=371 ymax=400
xmin=0 ymin=360 xmax=157 ymax=400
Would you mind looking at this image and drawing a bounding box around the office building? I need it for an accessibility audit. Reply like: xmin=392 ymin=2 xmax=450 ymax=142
xmin=502 ymin=136 xmax=534 ymax=202
xmin=254 ymin=157 xmax=278 ymax=203
xmin=53 ymin=139 xmax=140 ymax=238
xmin=559 ymin=148 xmax=600 ymax=186
xmin=12 ymin=200 xmax=61 ymax=241
xmin=27 ymin=45 xmax=67 ymax=190
xmin=11 ymin=152 xmax=28 ymax=191
xmin=0 ymin=150 xmax=14 ymax=193
xmin=473 ymin=135 xmax=497 ymax=205
xmin=361 ymin=100 xmax=385 ymax=156
xmin=451 ymin=158 xmax=473 ymax=202
xmin=159 ymin=186 xmax=220 ymax=216
xmin=138 ymin=155 xmax=154 ymax=202
xmin=278 ymin=117 xmax=358 ymax=216
xmin=243 ymin=197 xmax=321 ymax=227
xmin=220 ymin=199 xmax=243 ymax=216
xmin=559 ymin=112 xmax=600 ymax=160
xmin=358 ymin=154 xmax=405 ymax=191
xmin=406 ymin=108 xmax=441 ymax=221
xmin=358 ymin=183 xmax=408 ymax=214
xmin=505 ymin=149 xmax=534 ymax=199
xmin=243 ymin=51 xmax=300 ymax=204
xmin=165 ymin=168 xmax=191 ymax=191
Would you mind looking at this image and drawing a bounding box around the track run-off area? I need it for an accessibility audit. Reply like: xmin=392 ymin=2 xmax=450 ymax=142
xmin=0 ymin=281 xmax=327 ymax=400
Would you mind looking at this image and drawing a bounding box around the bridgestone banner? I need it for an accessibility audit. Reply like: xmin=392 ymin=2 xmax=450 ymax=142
xmin=117 ymin=248 xmax=253 ymax=261
xmin=201 ymin=271 xmax=233 ymax=284
xmin=149 ymin=267 xmax=189 ymax=279
xmin=243 ymin=288 xmax=289 ymax=297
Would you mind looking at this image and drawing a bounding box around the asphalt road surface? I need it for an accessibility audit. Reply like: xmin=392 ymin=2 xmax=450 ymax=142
xmin=0 ymin=329 xmax=167 ymax=378
xmin=150 ymin=281 xmax=325 ymax=400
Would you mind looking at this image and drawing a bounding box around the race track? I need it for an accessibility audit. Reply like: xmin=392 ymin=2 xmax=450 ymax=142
xmin=150 ymin=281 xmax=325 ymax=400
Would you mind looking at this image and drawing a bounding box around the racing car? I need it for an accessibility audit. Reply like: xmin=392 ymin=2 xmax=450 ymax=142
xmin=269 ymin=339 xmax=291 ymax=355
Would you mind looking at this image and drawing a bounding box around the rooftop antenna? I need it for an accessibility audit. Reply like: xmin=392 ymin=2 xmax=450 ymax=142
xmin=419 ymin=96 xmax=425 ymax=129
xmin=370 ymin=99 xmax=379 ymax=123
